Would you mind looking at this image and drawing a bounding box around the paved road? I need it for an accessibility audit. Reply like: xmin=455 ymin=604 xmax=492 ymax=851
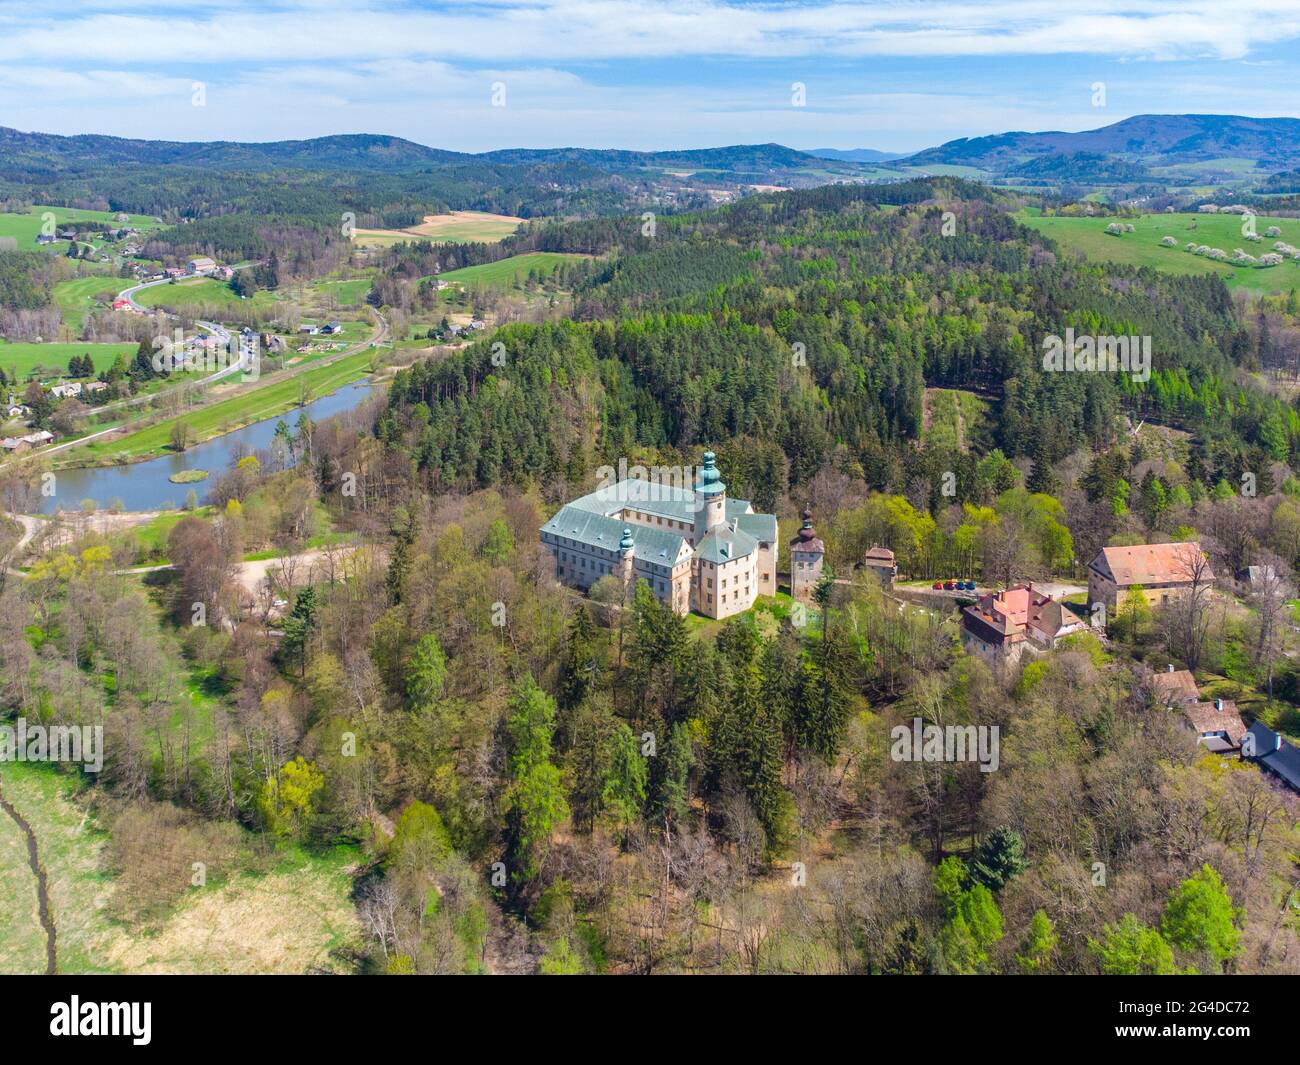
xmin=19 ymin=294 xmax=386 ymax=467
xmin=115 ymin=274 xmax=245 ymax=391
xmin=896 ymin=580 xmax=1086 ymax=601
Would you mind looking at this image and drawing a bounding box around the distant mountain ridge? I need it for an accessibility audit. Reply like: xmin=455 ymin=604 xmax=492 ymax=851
xmin=805 ymin=147 xmax=909 ymax=163
xmin=908 ymin=114 xmax=1300 ymax=172
xmin=0 ymin=127 xmax=861 ymax=178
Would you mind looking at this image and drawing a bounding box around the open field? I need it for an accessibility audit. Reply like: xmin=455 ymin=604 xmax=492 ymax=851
xmin=310 ymin=277 xmax=373 ymax=307
xmin=923 ymin=388 xmax=989 ymax=452
xmin=1018 ymin=210 xmax=1300 ymax=295
xmin=0 ymin=773 xmax=48 ymax=973
xmin=0 ymin=341 xmax=136 ymax=380
xmin=353 ymin=209 xmax=525 ymax=247
xmin=52 ymin=275 xmax=124 ymax=331
xmin=0 ymin=205 xmax=161 ymax=252
xmin=436 ymin=251 xmax=588 ymax=289
xmin=68 ymin=347 xmax=378 ymax=464
xmin=135 ymin=276 xmax=279 ymax=311
xmin=0 ymin=762 xmax=362 ymax=974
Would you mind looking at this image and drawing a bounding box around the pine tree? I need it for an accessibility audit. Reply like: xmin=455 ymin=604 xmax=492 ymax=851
xmin=968 ymin=826 xmax=1028 ymax=890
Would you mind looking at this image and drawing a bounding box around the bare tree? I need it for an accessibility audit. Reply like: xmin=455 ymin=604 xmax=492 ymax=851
xmin=1162 ymin=543 xmax=1215 ymax=670
xmin=1248 ymin=553 xmax=1293 ymax=698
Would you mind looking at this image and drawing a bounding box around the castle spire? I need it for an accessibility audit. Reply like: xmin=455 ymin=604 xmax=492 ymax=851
xmin=695 ymin=450 xmax=725 ymax=497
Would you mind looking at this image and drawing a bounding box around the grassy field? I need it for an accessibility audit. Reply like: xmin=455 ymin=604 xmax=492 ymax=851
xmin=0 ymin=341 xmax=136 ymax=381
xmin=0 ymin=205 xmax=161 ymax=252
xmin=0 ymin=761 xmax=362 ymax=974
xmin=69 ymin=347 xmax=377 ymax=464
xmin=310 ymin=277 xmax=373 ymax=307
xmin=437 ymin=251 xmax=588 ymax=289
xmin=924 ymin=388 xmax=989 ymax=452
xmin=353 ymin=209 xmax=525 ymax=247
xmin=1018 ymin=210 xmax=1300 ymax=295
xmin=0 ymin=770 xmax=48 ymax=973
xmin=53 ymin=275 xmax=125 ymax=331
xmin=135 ymin=277 xmax=278 ymax=311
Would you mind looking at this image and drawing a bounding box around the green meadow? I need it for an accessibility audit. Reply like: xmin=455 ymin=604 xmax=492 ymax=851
xmin=0 ymin=341 xmax=136 ymax=381
xmin=436 ymin=251 xmax=588 ymax=289
xmin=0 ymin=760 xmax=362 ymax=974
xmin=1018 ymin=210 xmax=1300 ymax=295
xmin=310 ymin=277 xmax=373 ymax=307
xmin=53 ymin=275 xmax=125 ymax=331
xmin=69 ymin=347 xmax=377 ymax=464
xmin=0 ymin=205 xmax=161 ymax=251
xmin=135 ymin=277 xmax=278 ymax=311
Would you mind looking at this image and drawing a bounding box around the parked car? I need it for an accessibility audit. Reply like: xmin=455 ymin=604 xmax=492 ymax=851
xmin=932 ymin=580 xmax=943 ymax=590
xmin=963 ymin=580 xmax=976 ymax=590
xmin=943 ymin=580 xmax=956 ymax=591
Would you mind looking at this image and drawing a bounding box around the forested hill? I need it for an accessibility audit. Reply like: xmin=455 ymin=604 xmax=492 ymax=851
xmin=908 ymin=113 xmax=1300 ymax=173
xmin=0 ymin=127 xmax=873 ymax=225
xmin=381 ymin=177 xmax=1293 ymax=508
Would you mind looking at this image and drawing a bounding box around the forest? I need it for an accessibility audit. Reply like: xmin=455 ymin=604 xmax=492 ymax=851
xmin=5 ymin=175 xmax=1300 ymax=975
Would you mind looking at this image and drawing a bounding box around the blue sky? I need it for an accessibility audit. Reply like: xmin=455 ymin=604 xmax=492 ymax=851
xmin=2 ymin=0 xmax=1299 ymax=152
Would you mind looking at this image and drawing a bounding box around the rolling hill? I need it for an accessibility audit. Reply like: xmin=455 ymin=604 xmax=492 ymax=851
xmin=907 ymin=114 xmax=1300 ymax=174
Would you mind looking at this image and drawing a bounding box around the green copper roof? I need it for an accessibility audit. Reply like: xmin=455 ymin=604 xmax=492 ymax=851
xmin=736 ymin=512 xmax=777 ymax=544
xmin=620 ymin=527 xmax=635 ymax=551
xmin=543 ymin=506 xmax=688 ymax=564
xmin=696 ymin=523 xmax=759 ymax=564
xmin=694 ymin=450 xmax=726 ymax=497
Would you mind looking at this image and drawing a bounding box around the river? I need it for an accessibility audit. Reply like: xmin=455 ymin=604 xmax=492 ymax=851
xmin=41 ymin=381 xmax=376 ymax=513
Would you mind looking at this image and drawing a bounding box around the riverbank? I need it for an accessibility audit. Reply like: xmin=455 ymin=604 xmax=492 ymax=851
xmin=54 ymin=348 xmax=383 ymax=470
xmin=33 ymin=381 xmax=378 ymax=513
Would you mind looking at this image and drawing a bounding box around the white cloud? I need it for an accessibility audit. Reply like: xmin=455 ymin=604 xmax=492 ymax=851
xmin=0 ymin=0 xmax=1297 ymax=64
xmin=2 ymin=0 xmax=1299 ymax=148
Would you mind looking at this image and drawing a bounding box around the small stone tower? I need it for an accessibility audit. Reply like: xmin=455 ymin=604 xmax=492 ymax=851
xmin=619 ymin=527 xmax=636 ymax=587
xmin=789 ymin=509 xmax=825 ymax=602
xmin=692 ymin=450 xmax=727 ymax=546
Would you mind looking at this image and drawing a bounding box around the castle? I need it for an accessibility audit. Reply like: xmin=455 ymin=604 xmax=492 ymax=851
xmin=540 ymin=451 xmax=778 ymax=618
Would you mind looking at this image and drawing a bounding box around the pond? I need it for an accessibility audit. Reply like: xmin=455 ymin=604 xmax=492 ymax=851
xmin=41 ymin=381 xmax=376 ymax=513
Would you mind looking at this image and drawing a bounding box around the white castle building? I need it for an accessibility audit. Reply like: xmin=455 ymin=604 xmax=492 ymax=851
xmin=540 ymin=451 xmax=778 ymax=618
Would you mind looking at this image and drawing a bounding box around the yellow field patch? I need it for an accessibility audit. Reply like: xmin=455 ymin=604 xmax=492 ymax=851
xmin=353 ymin=209 xmax=525 ymax=246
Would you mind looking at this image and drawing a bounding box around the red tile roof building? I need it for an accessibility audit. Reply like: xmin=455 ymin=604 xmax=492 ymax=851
xmin=960 ymin=583 xmax=1087 ymax=663
xmin=1087 ymin=541 xmax=1213 ymax=612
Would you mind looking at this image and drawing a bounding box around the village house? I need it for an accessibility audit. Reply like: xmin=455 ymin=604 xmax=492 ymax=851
xmin=1148 ymin=664 xmax=1247 ymax=752
xmin=789 ymin=510 xmax=825 ymax=603
xmin=1150 ymin=664 xmax=1200 ymax=706
xmin=48 ymin=382 xmax=82 ymax=399
xmin=540 ymin=450 xmax=778 ymax=619
xmin=863 ymin=545 xmax=897 ymax=585
xmin=187 ymin=256 xmax=218 ymax=275
xmin=1087 ymin=541 xmax=1213 ymax=612
xmin=1184 ymin=698 xmax=1247 ymax=753
xmin=960 ymin=583 xmax=1086 ymax=663
xmin=1238 ymin=564 xmax=1279 ymax=591
xmin=1 ymin=430 xmax=54 ymax=452
xmin=1243 ymin=722 xmax=1300 ymax=794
